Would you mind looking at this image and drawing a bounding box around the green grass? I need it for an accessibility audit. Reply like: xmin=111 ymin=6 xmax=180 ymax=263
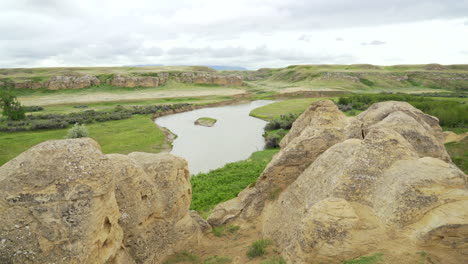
xmin=163 ymin=253 xmax=231 ymax=264
xmin=163 ymin=252 xmax=200 ymax=264
xmin=261 ymin=256 xmax=286 ymax=264
xmin=0 ymin=114 xmax=166 ymax=166
xmin=246 ymin=239 xmax=272 ymax=258
xmin=190 ymin=149 xmax=279 ymax=214
xmin=343 ymin=253 xmax=384 ymax=264
xmin=195 ymin=117 xmax=217 ymax=126
xmin=211 ymin=225 xmax=240 ymax=237
xmin=27 ymin=96 xmax=223 ymax=114
xmin=250 ymin=97 xmax=336 ymax=120
xmin=202 ymin=256 xmax=232 ymax=264
xmin=445 ymin=137 xmax=467 ymax=173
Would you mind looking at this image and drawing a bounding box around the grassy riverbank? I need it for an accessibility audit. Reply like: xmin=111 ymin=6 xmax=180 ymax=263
xmin=191 ymin=149 xmax=279 ymax=217
xmin=0 ymin=114 xmax=165 ymax=165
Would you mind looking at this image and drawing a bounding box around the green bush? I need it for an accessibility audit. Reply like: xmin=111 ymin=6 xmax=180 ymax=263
xmin=265 ymin=129 xmax=287 ymax=149
xmin=246 ymin=239 xmax=272 ymax=258
xmin=66 ymin=123 xmax=89 ymax=139
xmin=264 ymin=113 xmax=298 ymax=131
xmin=31 ymin=119 xmax=68 ymax=130
xmin=0 ymin=83 xmax=25 ymax=121
xmin=0 ymin=103 xmax=192 ymax=133
xmin=23 ymin=106 xmax=44 ymax=112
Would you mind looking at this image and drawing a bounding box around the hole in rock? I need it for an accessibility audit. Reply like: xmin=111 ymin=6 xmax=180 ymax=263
xmin=103 ymin=217 xmax=112 ymax=233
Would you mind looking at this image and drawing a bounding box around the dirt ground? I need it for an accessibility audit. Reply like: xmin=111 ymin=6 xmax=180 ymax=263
xmin=18 ymin=88 xmax=248 ymax=106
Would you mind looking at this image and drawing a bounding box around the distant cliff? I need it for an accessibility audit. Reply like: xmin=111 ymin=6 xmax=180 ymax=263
xmin=1 ymin=64 xmax=467 ymax=91
xmin=0 ymin=71 xmax=243 ymax=90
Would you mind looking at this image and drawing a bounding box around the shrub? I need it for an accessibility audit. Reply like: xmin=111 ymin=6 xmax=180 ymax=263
xmin=0 ymin=85 xmax=25 ymax=120
xmin=265 ymin=129 xmax=287 ymax=149
xmin=31 ymin=119 xmax=68 ymax=130
xmin=73 ymin=105 xmax=89 ymax=108
xmin=246 ymin=239 xmax=272 ymax=258
xmin=23 ymin=106 xmax=44 ymax=112
xmin=264 ymin=113 xmax=298 ymax=131
xmin=66 ymin=123 xmax=89 ymax=139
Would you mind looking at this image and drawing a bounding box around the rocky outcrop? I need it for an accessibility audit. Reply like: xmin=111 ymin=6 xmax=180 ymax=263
xmin=9 ymin=72 xmax=243 ymax=90
xmin=209 ymin=100 xmax=466 ymax=263
xmin=109 ymin=75 xmax=160 ymax=88
xmin=0 ymin=138 xmax=207 ymax=264
xmin=47 ymin=75 xmax=101 ymax=90
xmin=443 ymin=131 xmax=468 ymax=143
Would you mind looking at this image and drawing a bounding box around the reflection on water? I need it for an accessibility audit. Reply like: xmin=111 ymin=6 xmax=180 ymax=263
xmin=155 ymin=100 xmax=274 ymax=174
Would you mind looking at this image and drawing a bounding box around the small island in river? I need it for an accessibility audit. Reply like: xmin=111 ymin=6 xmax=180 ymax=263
xmin=194 ymin=117 xmax=217 ymax=127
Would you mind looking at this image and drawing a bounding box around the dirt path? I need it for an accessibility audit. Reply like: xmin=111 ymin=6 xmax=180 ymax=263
xmin=18 ymin=88 xmax=248 ymax=106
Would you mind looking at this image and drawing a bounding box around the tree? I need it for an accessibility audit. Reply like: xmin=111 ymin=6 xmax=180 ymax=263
xmin=0 ymin=82 xmax=25 ymax=120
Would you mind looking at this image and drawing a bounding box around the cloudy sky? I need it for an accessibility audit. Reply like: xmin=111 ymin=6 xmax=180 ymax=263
xmin=1 ymin=0 xmax=467 ymax=69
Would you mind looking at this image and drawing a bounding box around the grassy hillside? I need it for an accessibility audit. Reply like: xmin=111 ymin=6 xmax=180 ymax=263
xmin=246 ymin=64 xmax=468 ymax=93
xmin=0 ymin=66 xmax=216 ymax=82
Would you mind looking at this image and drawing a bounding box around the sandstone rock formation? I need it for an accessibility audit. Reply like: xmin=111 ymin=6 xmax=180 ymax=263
xmin=8 ymin=72 xmax=243 ymax=90
xmin=209 ymin=100 xmax=467 ymax=263
xmin=443 ymin=131 xmax=468 ymax=143
xmin=0 ymin=138 xmax=207 ymax=264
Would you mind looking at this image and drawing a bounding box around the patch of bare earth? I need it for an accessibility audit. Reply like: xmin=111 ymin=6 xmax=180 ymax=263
xmin=18 ymin=88 xmax=247 ymax=106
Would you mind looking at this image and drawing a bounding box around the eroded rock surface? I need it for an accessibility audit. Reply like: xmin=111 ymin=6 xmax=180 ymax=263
xmin=9 ymin=72 xmax=243 ymax=90
xmin=0 ymin=138 xmax=207 ymax=264
xmin=209 ymin=100 xmax=467 ymax=263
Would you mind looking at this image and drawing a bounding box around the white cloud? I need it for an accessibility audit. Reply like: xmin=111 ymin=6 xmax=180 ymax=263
xmin=362 ymin=40 xmax=387 ymax=46
xmin=0 ymin=0 xmax=467 ymax=69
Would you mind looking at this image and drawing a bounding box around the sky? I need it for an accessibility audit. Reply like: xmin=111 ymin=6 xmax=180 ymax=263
xmin=1 ymin=0 xmax=467 ymax=70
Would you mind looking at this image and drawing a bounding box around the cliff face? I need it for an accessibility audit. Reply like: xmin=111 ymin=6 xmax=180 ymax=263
xmin=0 ymin=138 xmax=208 ymax=264
xmin=209 ymin=100 xmax=467 ymax=263
xmin=3 ymin=72 xmax=243 ymax=90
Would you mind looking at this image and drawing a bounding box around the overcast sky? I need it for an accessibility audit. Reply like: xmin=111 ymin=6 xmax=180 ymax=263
xmin=1 ymin=0 xmax=467 ymax=69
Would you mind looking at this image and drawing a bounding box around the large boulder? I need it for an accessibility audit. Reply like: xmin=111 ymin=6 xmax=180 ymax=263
xmin=258 ymin=101 xmax=466 ymax=263
xmin=110 ymin=152 xmax=204 ymax=263
xmin=0 ymin=139 xmax=123 ymax=264
xmin=0 ymin=138 xmax=207 ymax=264
xmin=210 ymin=100 xmax=467 ymax=263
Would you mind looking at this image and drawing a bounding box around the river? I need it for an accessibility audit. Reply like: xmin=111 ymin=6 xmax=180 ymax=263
xmin=155 ymin=100 xmax=274 ymax=174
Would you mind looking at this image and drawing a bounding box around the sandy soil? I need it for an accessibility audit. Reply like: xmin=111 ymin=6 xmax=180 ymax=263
xmin=18 ymin=88 xmax=247 ymax=106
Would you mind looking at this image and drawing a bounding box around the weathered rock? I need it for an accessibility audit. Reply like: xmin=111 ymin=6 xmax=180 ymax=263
xmin=210 ymin=99 xmax=467 ymax=263
xmin=47 ymin=75 xmax=100 ymax=90
xmin=357 ymin=101 xmax=445 ymax=142
xmin=263 ymin=129 xmax=467 ymax=263
xmin=366 ymin=111 xmax=451 ymax=162
xmin=0 ymin=138 xmax=123 ymax=264
xmin=0 ymin=139 xmax=208 ymax=264
xmin=109 ymin=75 xmax=159 ymax=88
xmin=115 ymin=152 xmax=204 ymax=263
xmin=443 ymin=131 xmax=468 ymax=143
xmin=258 ymin=101 xmax=466 ymax=263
